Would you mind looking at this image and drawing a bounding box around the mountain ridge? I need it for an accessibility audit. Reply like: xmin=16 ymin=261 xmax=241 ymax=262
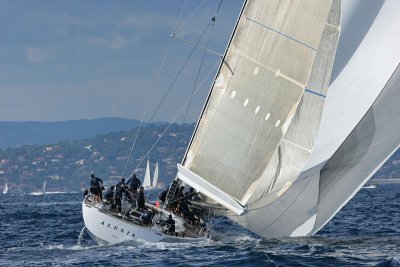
xmin=0 ymin=117 xmax=141 ymax=149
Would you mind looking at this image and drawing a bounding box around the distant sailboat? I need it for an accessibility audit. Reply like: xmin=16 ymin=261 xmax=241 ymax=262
xmin=142 ymin=159 xmax=152 ymax=189
xmin=362 ymin=184 xmax=377 ymax=189
xmin=30 ymin=180 xmax=46 ymax=196
xmin=3 ymin=181 xmax=8 ymax=194
xmin=142 ymin=160 xmax=159 ymax=189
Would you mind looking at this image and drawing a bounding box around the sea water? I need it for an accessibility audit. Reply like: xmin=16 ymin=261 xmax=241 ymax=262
xmin=0 ymin=184 xmax=399 ymax=266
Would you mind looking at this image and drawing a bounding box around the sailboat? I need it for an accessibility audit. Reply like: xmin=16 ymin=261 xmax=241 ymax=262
xmin=142 ymin=159 xmax=152 ymax=189
xmin=142 ymin=160 xmax=159 ymax=189
xmin=82 ymin=0 xmax=400 ymax=245
xmin=30 ymin=180 xmax=46 ymax=196
xmin=3 ymin=181 xmax=8 ymax=194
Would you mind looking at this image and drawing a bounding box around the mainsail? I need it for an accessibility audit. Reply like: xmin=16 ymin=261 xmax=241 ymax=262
xmin=178 ymin=0 xmax=334 ymax=211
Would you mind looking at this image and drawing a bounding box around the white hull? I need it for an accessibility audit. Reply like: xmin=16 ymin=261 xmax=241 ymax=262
xmin=30 ymin=191 xmax=45 ymax=196
xmin=82 ymin=200 xmax=206 ymax=245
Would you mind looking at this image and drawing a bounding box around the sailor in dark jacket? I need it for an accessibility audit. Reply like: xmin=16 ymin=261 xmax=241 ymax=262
xmin=141 ymin=209 xmax=153 ymax=225
xmin=115 ymin=184 xmax=126 ymax=212
xmin=164 ymin=215 xmax=175 ymax=234
xmin=104 ymin=186 xmax=115 ymax=203
xmin=159 ymin=186 xmax=169 ymax=203
xmin=90 ymin=174 xmax=104 ymax=200
xmin=137 ymin=186 xmax=145 ymax=211
xmin=126 ymin=173 xmax=141 ymax=191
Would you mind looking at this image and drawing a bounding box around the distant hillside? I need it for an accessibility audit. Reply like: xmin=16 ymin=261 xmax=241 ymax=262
xmin=0 ymin=118 xmax=140 ymax=149
xmin=0 ymin=123 xmax=195 ymax=193
xmin=0 ymin=122 xmax=399 ymax=194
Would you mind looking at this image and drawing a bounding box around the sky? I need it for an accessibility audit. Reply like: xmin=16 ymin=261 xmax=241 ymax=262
xmin=0 ymin=0 xmax=242 ymax=122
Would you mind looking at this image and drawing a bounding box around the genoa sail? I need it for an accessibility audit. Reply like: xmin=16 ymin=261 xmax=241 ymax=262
xmin=179 ymin=0 xmax=335 ymax=209
xmin=228 ymin=0 xmax=400 ymax=238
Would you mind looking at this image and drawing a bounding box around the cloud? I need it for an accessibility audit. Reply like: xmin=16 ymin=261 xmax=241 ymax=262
xmin=120 ymin=12 xmax=175 ymax=31
xmin=86 ymin=35 xmax=131 ymax=51
xmin=26 ymin=46 xmax=50 ymax=64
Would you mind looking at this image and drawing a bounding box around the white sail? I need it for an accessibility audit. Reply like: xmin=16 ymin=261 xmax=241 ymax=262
xmin=180 ymin=0 xmax=334 ymax=209
xmin=229 ymin=0 xmax=341 ymax=234
xmin=30 ymin=179 xmax=46 ymax=196
xmin=152 ymin=162 xmax=159 ymax=188
xmin=83 ymin=0 xmax=400 ymax=245
xmin=3 ymin=181 xmax=8 ymax=194
xmin=42 ymin=180 xmax=46 ymax=193
xmin=143 ymin=159 xmax=152 ymax=188
xmin=229 ymin=0 xmax=400 ymax=238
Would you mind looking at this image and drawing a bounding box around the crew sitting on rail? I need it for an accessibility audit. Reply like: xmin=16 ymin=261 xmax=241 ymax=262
xmin=141 ymin=208 xmax=153 ymax=225
xmin=174 ymin=202 xmax=198 ymax=225
xmin=163 ymin=214 xmax=175 ymax=235
xmin=103 ymin=186 xmax=115 ymax=204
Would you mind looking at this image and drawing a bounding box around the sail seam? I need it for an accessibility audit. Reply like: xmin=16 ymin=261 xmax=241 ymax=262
xmin=282 ymin=138 xmax=312 ymax=153
xmin=245 ymin=17 xmax=317 ymax=51
xmin=231 ymin=48 xmax=306 ymax=88
xmin=305 ymin=89 xmax=326 ymax=98
xmin=325 ymin=22 xmax=340 ymax=30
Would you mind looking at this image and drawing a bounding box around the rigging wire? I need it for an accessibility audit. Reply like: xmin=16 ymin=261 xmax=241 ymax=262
xmin=130 ymin=59 xmax=221 ymax=176
xmin=129 ymin=14 xmax=218 ymax=171
xmin=172 ymin=0 xmax=207 ymax=36
xmin=121 ymin=1 xmax=189 ymax=178
xmin=182 ymin=4 xmax=219 ymax=124
xmin=171 ymin=3 xmax=221 ymax=156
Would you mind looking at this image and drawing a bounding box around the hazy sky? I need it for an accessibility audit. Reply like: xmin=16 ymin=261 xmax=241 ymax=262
xmin=0 ymin=0 xmax=242 ymax=122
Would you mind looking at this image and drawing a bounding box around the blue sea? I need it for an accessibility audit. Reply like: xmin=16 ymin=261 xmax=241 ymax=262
xmin=1 ymin=183 xmax=399 ymax=267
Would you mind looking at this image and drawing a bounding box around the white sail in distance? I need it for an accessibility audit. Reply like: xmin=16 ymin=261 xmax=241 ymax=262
xmin=43 ymin=180 xmax=46 ymax=194
xmin=152 ymin=162 xmax=159 ymax=188
xmin=3 ymin=181 xmax=8 ymax=194
xmin=143 ymin=159 xmax=152 ymax=189
xmin=179 ymin=0 xmax=334 ymax=210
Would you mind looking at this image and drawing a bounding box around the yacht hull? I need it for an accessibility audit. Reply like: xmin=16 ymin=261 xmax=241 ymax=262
xmin=82 ymin=200 xmax=204 ymax=245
